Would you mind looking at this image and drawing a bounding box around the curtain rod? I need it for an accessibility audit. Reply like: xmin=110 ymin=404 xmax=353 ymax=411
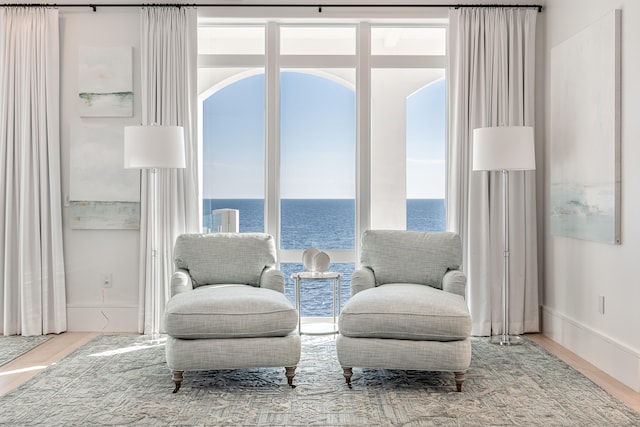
xmin=0 ymin=3 xmax=544 ymax=13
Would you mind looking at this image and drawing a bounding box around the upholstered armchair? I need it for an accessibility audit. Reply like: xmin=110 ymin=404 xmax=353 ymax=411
xmin=163 ymin=233 xmax=300 ymax=393
xmin=336 ymin=230 xmax=472 ymax=392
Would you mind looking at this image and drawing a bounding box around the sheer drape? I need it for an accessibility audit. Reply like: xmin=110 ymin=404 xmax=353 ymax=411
xmin=0 ymin=8 xmax=66 ymax=336
xmin=447 ymin=8 xmax=539 ymax=336
xmin=139 ymin=7 xmax=199 ymax=334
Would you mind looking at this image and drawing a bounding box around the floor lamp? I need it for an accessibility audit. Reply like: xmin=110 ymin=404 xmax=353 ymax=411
xmin=124 ymin=125 xmax=186 ymax=338
xmin=472 ymin=126 xmax=535 ymax=346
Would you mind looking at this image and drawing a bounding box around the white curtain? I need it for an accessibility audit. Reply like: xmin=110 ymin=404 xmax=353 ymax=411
xmin=0 ymin=8 xmax=66 ymax=336
xmin=138 ymin=7 xmax=200 ymax=334
xmin=447 ymin=8 xmax=539 ymax=336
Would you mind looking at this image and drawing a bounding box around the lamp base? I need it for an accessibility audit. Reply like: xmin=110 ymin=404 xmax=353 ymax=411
xmin=490 ymin=334 xmax=524 ymax=346
xmin=140 ymin=333 xmax=166 ymax=345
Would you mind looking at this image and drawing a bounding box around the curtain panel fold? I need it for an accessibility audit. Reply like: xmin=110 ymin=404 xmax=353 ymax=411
xmin=0 ymin=7 xmax=66 ymax=336
xmin=447 ymin=7 xmax=539 ymax=336
xmin=139 ymin=7 xmax=199 ymax=334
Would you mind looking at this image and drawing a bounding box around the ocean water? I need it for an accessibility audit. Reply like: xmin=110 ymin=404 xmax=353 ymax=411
xmin=202 ymin=198 xmax=445 ymax=315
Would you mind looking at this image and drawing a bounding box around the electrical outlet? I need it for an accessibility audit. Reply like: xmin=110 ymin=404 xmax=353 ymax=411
xmin=598 ymin=295 xmax=605 ymax=315
xmin=101 ymin=273 xmax=113 ymax=288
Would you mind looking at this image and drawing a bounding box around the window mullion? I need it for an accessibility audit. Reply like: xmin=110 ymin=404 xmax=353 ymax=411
xmin=356 ymin=22 xmax=372 ymax=267
xmin=265 ymin=22 xmax=281 ymax=250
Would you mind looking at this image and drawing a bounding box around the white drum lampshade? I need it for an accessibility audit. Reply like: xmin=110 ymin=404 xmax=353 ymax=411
xmin=473 ymin=126 xmax=535 ymax=172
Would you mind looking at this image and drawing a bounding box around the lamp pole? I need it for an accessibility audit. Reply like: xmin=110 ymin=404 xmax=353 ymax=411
xmin=489 ymin=169 xmax=523 ymax=345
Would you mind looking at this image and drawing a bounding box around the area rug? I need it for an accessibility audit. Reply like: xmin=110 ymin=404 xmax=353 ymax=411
xmin=0 ymin=335 xmax=51 ymax=367
xmin=0 ymin=334 xmax=638 ymax=426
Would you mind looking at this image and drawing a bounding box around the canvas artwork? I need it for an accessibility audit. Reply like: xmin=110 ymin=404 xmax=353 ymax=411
xmin=550 ymin=10 xmax=621 ymax=245
xmin=78 ymin=46 xmax=133 ymax=117
xmin=70 ymin=201 xmax=140 ymax=230
xmin=69 ymin=123 xmax=140 ymax=202
xmin=69 ymin=124 xmax=140 ymax=229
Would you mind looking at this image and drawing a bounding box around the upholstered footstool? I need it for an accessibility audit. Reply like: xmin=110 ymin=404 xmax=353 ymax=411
xmin=165 ymin=284 xmax=300 ymax=392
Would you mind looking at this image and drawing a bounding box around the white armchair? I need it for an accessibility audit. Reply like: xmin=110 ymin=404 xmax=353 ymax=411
xmin=336 ymin=230 xmax=472 ymax=391
xmin=163 ymin=233 xmax=301 ymax=392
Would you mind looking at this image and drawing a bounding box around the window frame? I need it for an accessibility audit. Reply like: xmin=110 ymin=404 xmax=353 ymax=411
xmin=197 ymin=19 xmax=447 ymax=268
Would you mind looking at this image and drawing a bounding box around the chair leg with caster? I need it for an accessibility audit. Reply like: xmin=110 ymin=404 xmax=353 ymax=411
xmin=343 ymin=367 xmax=353 ymax=388
xmin=285 ymin=366 xmax=297 ymax=388
xmin=171 ymin=370 xmax=184 ymax=393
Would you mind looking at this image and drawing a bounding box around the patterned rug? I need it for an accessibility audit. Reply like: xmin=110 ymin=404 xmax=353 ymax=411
xmin=0 ymin=335 xmax=51 ymax=367
xmin=0 ymin=334 xmax=638 ymax=426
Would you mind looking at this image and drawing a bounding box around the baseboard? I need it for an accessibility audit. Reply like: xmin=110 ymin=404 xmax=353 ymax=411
xmin=67 ymin=306 xmax=139 ymax=333
xmin=542 ymin=305 xmax=640 ymax=392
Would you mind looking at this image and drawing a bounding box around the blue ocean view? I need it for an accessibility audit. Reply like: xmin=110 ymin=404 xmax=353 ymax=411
xmin=202 ymin=198 xmax=445 ymax=316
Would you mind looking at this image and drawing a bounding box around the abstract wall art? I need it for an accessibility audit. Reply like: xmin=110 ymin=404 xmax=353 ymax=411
xmin=550 ymin=10 xmax=621 ymax=245
xmin=69 ymin=123 xmax=140 ymax=230
xmin=69 ymin=123 xmax=140 ymax=202
xmin=78 ymin=46 xmax=133 ymax=117
xmin=69 ymin=201 xmax=140 ymax=230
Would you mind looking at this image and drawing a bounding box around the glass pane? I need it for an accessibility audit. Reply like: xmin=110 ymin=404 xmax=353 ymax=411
xmin=407 ymin=199 xmax=445 ymax=231
xmin=406 ymin=77 xmax=446 ymax=232
xmin=282 ymin=262 xmax=354 ymax=316
xmin=280 ymin=70 xmax=356 ymax=250
xmin=280 ymin=26 xmax=356 ymax=55
xmin=371 ymin=27 xmax=446 ymax=56
xmin=202 ymin=72 xmax=265 ymax=233
xmin=281 ymin=199 xmax=355 ymax=249
xmin=198 ymin=26 xmax=265 ymax=55
xmin=371 ymin=68 xmax=445 ymax=230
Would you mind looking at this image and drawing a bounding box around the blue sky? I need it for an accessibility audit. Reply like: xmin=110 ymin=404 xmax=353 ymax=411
xmin=407 ymin=77 xmax=446 ymax=198
xmin=203 ymin=72 xmax=445 ymax=199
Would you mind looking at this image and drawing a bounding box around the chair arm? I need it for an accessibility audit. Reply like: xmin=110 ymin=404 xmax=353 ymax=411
xmin=351 ymin=268 xmax=376 ymax=296
xmin=259 ymin=267 xmax=286 ymax=294
xmin=171 ymin=268 xmax=194 ymax=297
xmin=442 ymin=270 xmax=466 ymax=298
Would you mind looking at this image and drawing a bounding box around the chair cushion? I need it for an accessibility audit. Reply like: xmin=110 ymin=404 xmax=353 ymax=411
xmin=173 ymin=233 xmax=277 ymax=288
xmin=360 ymin=230 xmax=462 ymax=289
xmin=338 ymin=283 xmax=471 ymax=341
xmin=164 ymin=284 xmax=298 ymax=339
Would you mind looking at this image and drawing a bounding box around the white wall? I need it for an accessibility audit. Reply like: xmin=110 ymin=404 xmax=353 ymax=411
xmin=543 ymin=0 xmax=640 ymax=392
xmin=60 ymin=9 xmax=142 ymax=332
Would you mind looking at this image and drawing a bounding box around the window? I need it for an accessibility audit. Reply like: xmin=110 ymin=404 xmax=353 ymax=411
xmin=369 ymin=26 xmax=446 ymax=231
xmin=279 ymin=71 xmax=356 ymax=250
xmin=199 ymin=20 xmax=447 ymax=316
xmin=406 ymin=78 xmax=446 ymax=232
xmin=201 ymin=73 xmax=265 ymax=232
xmin=371 ymin=26 xmax=446 ymax=55
xmin=280 ymin=26 xmax=356 ymax=55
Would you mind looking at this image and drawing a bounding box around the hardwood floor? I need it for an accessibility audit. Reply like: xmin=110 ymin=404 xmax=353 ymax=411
xmin=1 ymin=332 xmax=639 ymax=414
xmin=0 ymin=332 xmax=98 ymax=396
xmin=528 ymin=334 xmax=640 ymax=414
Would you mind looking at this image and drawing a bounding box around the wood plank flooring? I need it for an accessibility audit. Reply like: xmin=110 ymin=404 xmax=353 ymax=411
xmin=528 ymin=334 xmax=640 ymax=414
xmin=0 ymin=332 xmax=98 ymax=396
xmin=1 ymin=332 xmax=639 ymax=415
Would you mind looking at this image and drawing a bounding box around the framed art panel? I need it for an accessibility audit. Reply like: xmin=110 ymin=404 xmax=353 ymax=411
xmin=69 ymin=123 xmax=140 ymax=202
xmin=550 ymin=10 xmax=621 ymax=244
xmin=70 ymin=201 xmax=140 ymax=230
xmin=78 ymin=46 xmax=133 ymax=117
